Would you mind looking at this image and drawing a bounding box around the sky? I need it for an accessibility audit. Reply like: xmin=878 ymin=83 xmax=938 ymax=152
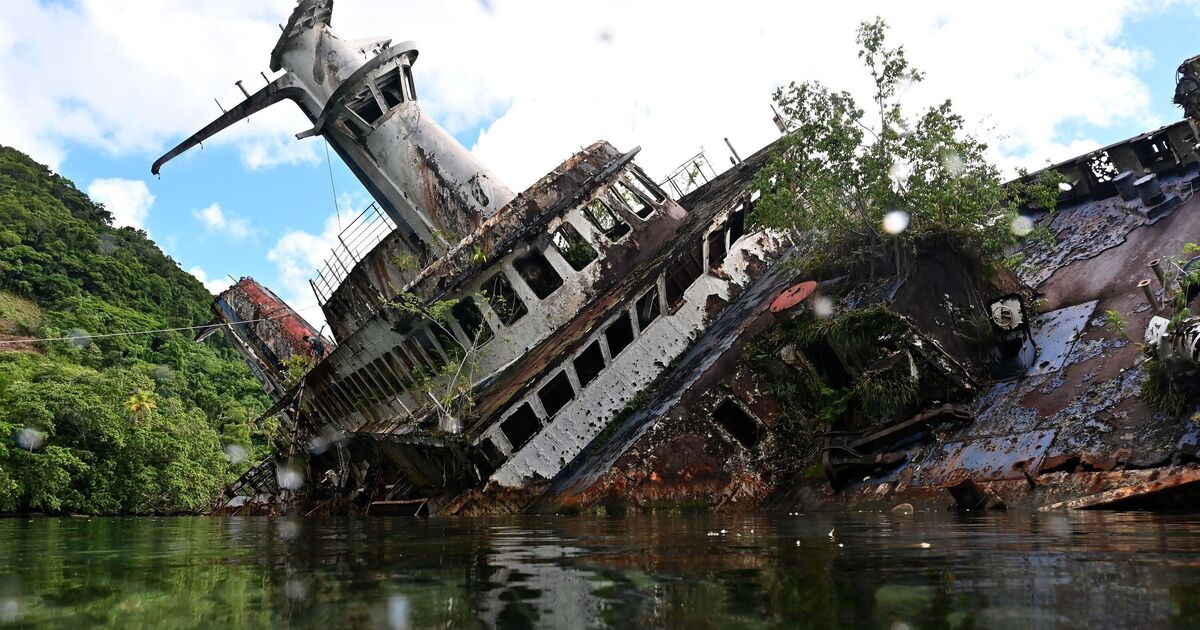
xmin=1 ymin=0 xmax=1198 ymax=333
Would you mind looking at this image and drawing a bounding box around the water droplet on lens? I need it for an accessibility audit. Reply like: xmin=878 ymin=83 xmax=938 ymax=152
xmin=224 ymin=443 xmax=248 ymax=463
xmin=1058 ymin=181 xmax=1073 ymax=192
xmin=1011 ymin=215 xmax=1034 ymax=237
xmin=387 ymin=594 xmax=411 ymax=630
xmin=15 ymin=427 xmax=45 ymax=451
xmin=814 ymin=296 xmax=835 ymax=319
xmin=883 ymin=210 xmax=910 ymax=235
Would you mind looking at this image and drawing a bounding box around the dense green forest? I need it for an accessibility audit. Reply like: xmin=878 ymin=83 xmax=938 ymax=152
xmin=0 ymin=145 xmax=271 ymax=514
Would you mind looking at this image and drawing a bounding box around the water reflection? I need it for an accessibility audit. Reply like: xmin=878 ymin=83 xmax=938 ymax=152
xmin=1 ymin=512 xmax=1199 ymax=628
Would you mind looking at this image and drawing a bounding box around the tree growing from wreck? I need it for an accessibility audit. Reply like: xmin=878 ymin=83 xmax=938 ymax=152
xmin=751 ymin=18 xmax=1061 ymax=278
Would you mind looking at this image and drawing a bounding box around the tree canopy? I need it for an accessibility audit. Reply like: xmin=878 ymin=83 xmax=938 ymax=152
xmin=751 ymin=18 xmax=1061 ymax=279
xmin=0 ymin=145 xmax=271 ymax=514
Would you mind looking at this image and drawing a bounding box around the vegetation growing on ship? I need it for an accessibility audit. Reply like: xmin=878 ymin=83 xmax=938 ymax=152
xmin=0 ymin=145 xmax=271 ymax=514
xmin=750 ymin=18 xmax=1062 ymax=279
xmin=1141 ymin=242 xmax=1200 ymax=415
xmin=744 ymin=306 xmax=966 ymax=446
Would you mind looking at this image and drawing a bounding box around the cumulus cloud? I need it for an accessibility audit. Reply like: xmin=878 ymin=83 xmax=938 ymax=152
xmin=0 ymin=0 xmax=1174 ymax=181
xmin=86 ymin=178 xmax=154 ymax=230
xmin=193 ymin=203 xmax=255 ymax=240
xmin=188 ymin=266 xmax=233 ymax=295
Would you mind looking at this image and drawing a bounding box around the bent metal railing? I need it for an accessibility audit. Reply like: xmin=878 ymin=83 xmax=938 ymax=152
xmin=310 ymin=202 xmax=397 ymax=305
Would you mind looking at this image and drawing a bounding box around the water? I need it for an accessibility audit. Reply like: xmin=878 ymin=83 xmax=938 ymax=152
xmin=2 ymin=511 xmax=1200 ymax=628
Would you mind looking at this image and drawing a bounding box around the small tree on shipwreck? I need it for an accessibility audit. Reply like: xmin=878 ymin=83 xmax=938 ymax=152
xmin=751 ymin=18 xmax=1061 ymax=281
xmin=744 ymin=19 xmax=1062 ymax=445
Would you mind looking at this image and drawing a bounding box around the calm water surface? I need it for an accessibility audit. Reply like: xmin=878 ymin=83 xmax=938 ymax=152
xmin=2 ymin=511 xmax=1200 ymax=628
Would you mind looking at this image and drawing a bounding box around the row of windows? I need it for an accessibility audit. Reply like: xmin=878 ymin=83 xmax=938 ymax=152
xmin=341 ymin=64 xmax=418 ymax=138
xmin=311 ymin=169 xmax=671 ymax=426
xmin=477 ymin=195 xmax=752 ymax=470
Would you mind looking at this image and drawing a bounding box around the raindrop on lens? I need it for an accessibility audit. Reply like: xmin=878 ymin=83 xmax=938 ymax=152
xmin=1011 ymin=215 xmax=1034 ymax=237
xmin=277 ymin=461 xmax=304 ymax=490
xmin=223 ymin=443 xmax=248 ymax=464
xmin=387 ymin=594 xmax=412 ymax=630
xmin=68 ymin=329 xmax=91 ymax=349
xmin=0 ymin=598 xmax=18 ymax=623
xmin=307 ymin=435 xmax=329 ymax=455
xmin=941 ymin=151 xmax=965 ymax=175
xmin=1058 ymin=181 xmax=1073 ymax=192
xmin=883 ymin=210 xmax=910 ymax=235
xmin=814 ymin=296 xmax=835 ymax=319
xmin=15 ymin=427 xmax=45 ymax=451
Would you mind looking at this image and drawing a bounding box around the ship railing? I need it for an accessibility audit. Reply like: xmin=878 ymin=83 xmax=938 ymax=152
xmin=310 ymin=202 xmax=397 ymax=305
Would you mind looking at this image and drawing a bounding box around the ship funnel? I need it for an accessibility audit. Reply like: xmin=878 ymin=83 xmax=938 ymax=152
xmin=152 ymin=0 xmax=515 ymax=258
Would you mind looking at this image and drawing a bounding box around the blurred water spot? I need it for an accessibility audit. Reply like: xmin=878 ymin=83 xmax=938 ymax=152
xmin=883 ymin=210 xmax=910 ymax=235
xmin=223 ymin=443 xmax=248 ymax=464
xmin=1011 ymin=215 xmax=1034 ymax=237
xmin=277 ymin=461 xmax=304 ymax=491
xmin=276 ymin=519 xmax=300 ymax=540
xmin=1058 ymin=181 xmax=1073 ymax=192
xmin=153 ymin=365 xmax=173 ymax=384
xmin=387 ymin=594 xmax=411 ymax=630
xmin=940 ymin=151 xmax=965 ymax=175
xmin=0 ymin=597 xmax=19 ymax=623
xmin=15 ymin=427 xmax=46 ymax=451
xmin=68 ymin=329 xmax=91 ymax=349
xmin=814 ymin=296 xmax=834 ymax=319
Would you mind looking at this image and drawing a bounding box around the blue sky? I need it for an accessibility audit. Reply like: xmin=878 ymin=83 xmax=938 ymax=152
xmin=3 ymin=0 xmax=1198 ymax=330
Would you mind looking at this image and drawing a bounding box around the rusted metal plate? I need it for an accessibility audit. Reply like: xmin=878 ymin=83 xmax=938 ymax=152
xmin=1026 ymin=300 xmax=1097 ymax=376
xmin=911 ymin=429 xmax=1057 ymax=487
xmin=769 ymin=281 xmax=817 ymax=313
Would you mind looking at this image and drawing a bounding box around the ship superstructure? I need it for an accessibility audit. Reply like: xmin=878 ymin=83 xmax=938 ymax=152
xmin=157 ymin=0 xmax=783 ymax=513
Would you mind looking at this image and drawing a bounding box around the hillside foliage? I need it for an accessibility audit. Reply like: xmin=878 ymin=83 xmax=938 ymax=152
xmin=0 ymin=145 xmax=271 ymax=514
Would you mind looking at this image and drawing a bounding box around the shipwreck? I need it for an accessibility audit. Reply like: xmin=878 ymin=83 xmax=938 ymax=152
xmin=153 ymin=1 xmax=1200 ymax=515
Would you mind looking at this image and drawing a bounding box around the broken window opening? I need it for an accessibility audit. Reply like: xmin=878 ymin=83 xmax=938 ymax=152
xmin=713 ymin=398 xmax=761 ymax=449
xmin=452 ymin=296 xmax=494 ymax=346
xmin=537 ymin=370 xmax=576 ymax=418
xmin=375 ymin=67 xmax=406 ymax=109
xmin=604 ymin=312 xmax=636 ymax=358
xmin=584 ymin=199 xmax=631 ymax=241
xmin=636 ymin=286 xmax=661 ymax=331
xmin=482 ymin=272 xmax=528 ymax=326
xmin=1087 ymin=151 xmax=1120 ymax=183
xmin=383 ymin=351 xmax=414 ymax=388
xmin=550 ymin=223 xmax=598 ymax=271
xmin=613 ymin=181 xmax=653 ymax=218
xmin=625 ymin=170 xmax=666 ymax=204
xmin=412 ymin=328 xmax=447 ymax=369
xmin=402 ymin=65 xmax=418 ymax=101
xmin=513 ymin=250 xmax=564 ymax=299
xmin=477 ymin=437 xmax=506 ymax=469
xmin=431 ymin=324 xmax=462 ymax=362
xmin=707 ymin=224 xmax=728 ymax=271
xmin=347 ymin=88 xmax=384 ymax=125
xmin=372 ymin=358 xmax=402 ymax=394
xmin=500 ymin=402 xmax=542 ymax=450
xmin=664 ymin=241 xmax=704 ymax=310
xmin=729 ymin=204 xmax=746 ymax=244
xmin=573 ymin=340 xmax=606 ymax=388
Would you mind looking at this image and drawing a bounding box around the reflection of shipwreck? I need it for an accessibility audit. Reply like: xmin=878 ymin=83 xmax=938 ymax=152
xmin=157 ymin=1 xmax=1200 ymax=514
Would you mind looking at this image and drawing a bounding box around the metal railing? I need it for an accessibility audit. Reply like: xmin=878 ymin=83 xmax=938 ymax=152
xmin=659 ymin=150 xmax=718 ymax=200
xmin=310 ymin=202 xmax=397 ymax=305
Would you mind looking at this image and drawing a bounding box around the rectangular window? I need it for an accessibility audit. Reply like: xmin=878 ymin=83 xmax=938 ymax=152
xmin=402 ymin=65 xmax=417 ymax=101
xmin=665 ymin=241 xmax=705 ymax=309
xmin=513 ymin=250 xmax=564 ymax=299
xmin=613 ymin=181 xmax=653 ymax=218
xmin=375 ymin=68 xmax=405 ymax=109
xmin=729 ymin=204 xmax=746 ymax=244
xmin=371 ymin=358 xmax=401 ymax=394
xmin=713 ymin=398 xmax=761 ymax=448
xmin=573 ymin=340 xmax=605 ymax=388
xmin=482 ymin=272 xmax=528 ymax=326
xmin=635 ymin=287 xmax=661 ymax=331
xmin=707 ymin=224 xmax=728 ymax=271
xmin=625 ymin=171 xmax=666 ymax=204
xmin=500 ymin=403 xmax=541 ymax=450
xmin=604 ymin=313 xmax=636 ymax=358
xmin=584 ymin=199 xmax=631 ymax=241
xmin=537 ymin=371 xmax=575 ymax=418
xmin=550 ymin=223 xmax=598 ymax=271
xmin=383 ymin=351 xmax=414 ymax=387
xmin=477 ymin=437 xmax=506 ymax=468
xmin=348 ymin=88 xmax=384 ymax=125
xmin=452 ymin=296 xmax=493 ymax=346
xmin=412 ymin=328 xmax=446 ymax=370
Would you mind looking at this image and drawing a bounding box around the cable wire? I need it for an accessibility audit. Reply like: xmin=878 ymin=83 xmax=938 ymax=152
xmin=0 ymin=304 xmax=324 ymax=346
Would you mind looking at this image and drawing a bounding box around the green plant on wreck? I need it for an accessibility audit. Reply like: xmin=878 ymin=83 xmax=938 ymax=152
xmin=749 ymin=18 xmax=1063 ymax=280
xmin=281 ymin=353 xmax=315 ymax=389
xmin=1103 ymin=309 xmax=1129 ymax=339
xmin=387 ymin=291 xmax=488 ymax=427
xmin=1142 ymin=356 xmax=1192 ymax=416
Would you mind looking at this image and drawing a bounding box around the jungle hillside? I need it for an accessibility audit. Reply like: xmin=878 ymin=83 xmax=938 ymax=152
xmin=0 ymin=145 xmax=271 ymax=515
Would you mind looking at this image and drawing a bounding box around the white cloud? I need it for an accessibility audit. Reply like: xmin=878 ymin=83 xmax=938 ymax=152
xmin=86 ymin=177 xmax=154 ymax=230
xmin=188 ymin=266 xmax=233 ymax=295
xmin=193 ymin=203 xmax=255 ymax=240
xmin=0 ymin=0 xmax=1175 ymax=180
